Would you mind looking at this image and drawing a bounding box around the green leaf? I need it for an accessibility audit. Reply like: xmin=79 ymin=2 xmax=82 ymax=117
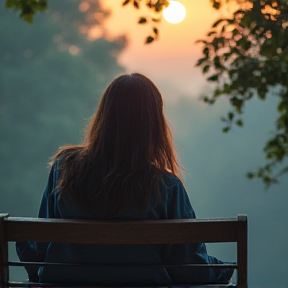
xmin=207 ymin=74 xmax=218 ymax=81
xmin=201 ymin=96 xmax=215 ymax=104
xmin=212 ymin=1 xmax=221 ymax=9
xmin=278 ymin=100 xmax=287 ymax=112
xmin=203 ymin=65 xmax=210 ymax=74
xmin=212 ymin=19 xmax=226 ymax=28
xmin=236 ymin=119 xmax=243 ymax=127
xmin=5 ymin=0 xmax=16 ymax=8
xmin=228 ymin=112 xmax=234 ymax=120
xmin=207 ymin=31 xmax=217 ymax=36
xmin=22 ymin=14 xmax=34 ymax=24
xmin=214 ymin=88 xmax=223 ymax=97
xmin=237 ymin=38 xmax=251 ymax=50
xmin=214 ymin=55 xmax=222 ymax=69
xmin=257 ymin=85 xmax=267 ymax=100
xmin=155 ymin=0 xmax=164 ymax=12
xmin=196 ymin=57 xmax=208 ymax=67
xmin=203 ymin=47 xmax=209 ymax=56
xmin=122 ymin=0 xmax=130 ymax=5
xmin=230 ymin=97 xmax=243 ymax=112
xmin=223 ymin=53 xmax=231 ymax=61
xmin=222 ymin=127 xmax=230 ymax=133
xmin=138 ymin=17 xmax=147 ymax=24
xmin=38 ymin=0 xmax=48 ymax=11
xmin=145 ymin=36 xmax=154 ymax=44
xmin=153 ymin=27 xmax=158 ymax=35
xmin=246 ymin=172 xmax=255 ymax=179
xmin=195 ymin=39 xmax=207 ymax=44
xmin=133 ymin=1 xmax=139 ymax=9
xmin=234 ymin=9 xmax=245 ymax=17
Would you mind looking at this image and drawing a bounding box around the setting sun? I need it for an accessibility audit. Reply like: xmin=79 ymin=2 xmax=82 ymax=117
xmin=163 ymin=1 xmax=186 ymax=24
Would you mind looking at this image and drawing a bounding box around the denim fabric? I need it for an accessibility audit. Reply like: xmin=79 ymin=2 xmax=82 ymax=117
xmin=16 ymin=160 xmax=234 ymax=285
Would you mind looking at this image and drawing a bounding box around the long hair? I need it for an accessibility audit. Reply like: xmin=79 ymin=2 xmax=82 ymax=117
xmin=51 ymin=73 xmax=182 ymax=217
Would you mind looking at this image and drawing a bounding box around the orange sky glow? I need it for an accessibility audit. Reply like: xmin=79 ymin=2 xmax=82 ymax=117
xmin=92 ymin=0 xmax=234 ymax=99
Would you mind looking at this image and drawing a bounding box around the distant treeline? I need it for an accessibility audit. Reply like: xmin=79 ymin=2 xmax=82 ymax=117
xmin=0 ymin=0 xmax=125 ymax=216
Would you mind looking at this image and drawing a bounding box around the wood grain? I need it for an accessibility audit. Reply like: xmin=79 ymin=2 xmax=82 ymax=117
xmin=5 ymin=217 xmax=238 ymax=244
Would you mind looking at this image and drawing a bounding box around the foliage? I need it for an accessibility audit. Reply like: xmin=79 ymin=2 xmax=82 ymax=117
xmin=5 ymin=0 xmax=47 ymax=23
xmin=124 ymin=0 xmax=288 ymax=186
xmin=121 ymin=0 xmax=288 ymax=186
xmin=120 ymin=0 xmax=239 ymax=43
xmin=122 ymin=0 xmax=169 ymax=43
xmin=195 ymin=0 xmax=288 ymax=186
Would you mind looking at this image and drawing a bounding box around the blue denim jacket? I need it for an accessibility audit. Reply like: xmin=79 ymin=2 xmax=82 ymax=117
xmin=16 ymin=160 xmax=234 ymax=285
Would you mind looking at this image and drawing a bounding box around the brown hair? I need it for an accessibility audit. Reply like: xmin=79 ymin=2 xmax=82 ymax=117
xmin=52 ymin=73 xmax=182 ymax=217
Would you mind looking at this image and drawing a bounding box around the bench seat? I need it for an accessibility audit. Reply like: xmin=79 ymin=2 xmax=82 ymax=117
xmin=0 ymin=214 xmax=247 ymax=288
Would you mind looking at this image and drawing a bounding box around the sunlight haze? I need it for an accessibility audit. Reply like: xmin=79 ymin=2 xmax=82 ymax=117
xmin=98 ymin=0 xmax=225 ymax=97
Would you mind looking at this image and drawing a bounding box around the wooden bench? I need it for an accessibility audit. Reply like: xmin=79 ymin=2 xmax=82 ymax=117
xmin=0 ymin=214 xmax=247 ymax=288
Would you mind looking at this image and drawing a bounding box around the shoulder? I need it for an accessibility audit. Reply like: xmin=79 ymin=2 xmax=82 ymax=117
xmin=50 ymin=146 xmax=85 ymax=165
xmin=158 ymin=170 xmax=188 ymax=203
xmin=49 ymin=146 xmax=85 ymax=171
xmin=159 ymin=170 xmax=185 ymax=191
xmin=158 ymin=170 xmax=196 ymax=219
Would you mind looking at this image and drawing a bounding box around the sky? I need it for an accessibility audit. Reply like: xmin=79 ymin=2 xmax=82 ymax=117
xmin=95 ymin=0 xmax=231 ymax=98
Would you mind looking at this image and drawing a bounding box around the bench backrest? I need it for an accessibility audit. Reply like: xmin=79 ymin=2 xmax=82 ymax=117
xmin=0 ymin=214 xmax=247 ymax=288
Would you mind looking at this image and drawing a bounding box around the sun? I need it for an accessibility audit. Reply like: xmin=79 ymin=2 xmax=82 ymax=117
xmin=163 ymin=1 xmax=186 ymax=24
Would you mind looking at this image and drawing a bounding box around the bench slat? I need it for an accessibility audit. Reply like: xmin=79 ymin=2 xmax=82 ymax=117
xmin=8 ymin=281 xmax=237 ymax=288
xmin=6 ymin=261 xmax=238 ymax=268
xmin=0 ymin=215 xmax=247 ymax=288
xmin=5 ymin=218 xmax=238 ymax=244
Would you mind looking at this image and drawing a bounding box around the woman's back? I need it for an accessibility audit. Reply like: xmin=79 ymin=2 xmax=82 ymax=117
xmin=17 ymin=160 xmax=198 ymax=285
xmin=16 ymin=73 xmax=234 ymax=285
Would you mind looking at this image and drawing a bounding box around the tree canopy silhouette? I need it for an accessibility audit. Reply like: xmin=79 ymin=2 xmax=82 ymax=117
xmin=195 ymin=0 xmax=288 ymax=186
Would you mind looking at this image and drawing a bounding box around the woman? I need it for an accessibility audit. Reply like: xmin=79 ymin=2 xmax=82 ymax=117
xmin=16 ymin=73 xmax=233 ymax=285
